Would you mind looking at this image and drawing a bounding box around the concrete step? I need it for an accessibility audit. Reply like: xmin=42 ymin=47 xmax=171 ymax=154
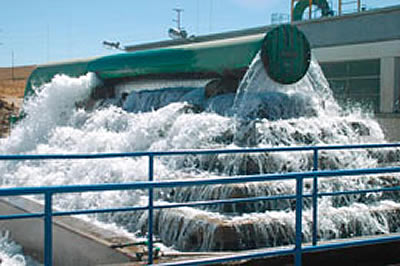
xmin=164 ymin=147 xmax=400 ymax=177
xmin=157 ymin=174 xmax=400 ymax=214
xmin=136 ymin=200 xmax=400 ymax=251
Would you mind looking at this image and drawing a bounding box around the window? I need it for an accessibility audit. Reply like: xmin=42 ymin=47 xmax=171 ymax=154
xmin=321 ymin=59 xmax=380 ymax=112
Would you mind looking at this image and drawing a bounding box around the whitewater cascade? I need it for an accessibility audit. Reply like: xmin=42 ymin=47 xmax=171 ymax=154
xmin=0 ymin=231 xmax=39 ymax=266
xmin=1 ymin=53 xmax=400 ymax=253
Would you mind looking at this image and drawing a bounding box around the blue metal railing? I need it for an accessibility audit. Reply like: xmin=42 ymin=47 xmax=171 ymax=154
xmin=1 ymin=143 xmax=400 ymax=265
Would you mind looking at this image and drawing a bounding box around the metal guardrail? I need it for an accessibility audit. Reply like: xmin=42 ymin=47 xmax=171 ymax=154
xmin=1 ymin=143 xmax=400 ymax=265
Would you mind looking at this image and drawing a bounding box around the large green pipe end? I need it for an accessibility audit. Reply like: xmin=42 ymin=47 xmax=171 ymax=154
xmin=261 ymin=24 xmax=311 ymax=85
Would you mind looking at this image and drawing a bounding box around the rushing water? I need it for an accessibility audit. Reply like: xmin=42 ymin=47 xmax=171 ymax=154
xmin=0 ymin=232 xmax=39 ymax=266
xmin=0 ymin=53 xmax=399 ymax=252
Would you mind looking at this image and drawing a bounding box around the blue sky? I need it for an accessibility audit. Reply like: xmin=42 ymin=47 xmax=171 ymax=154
xmin=0 ymin=0 xmax=398 ymax=67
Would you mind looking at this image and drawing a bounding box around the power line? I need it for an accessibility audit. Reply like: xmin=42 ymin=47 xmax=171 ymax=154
xmin=46 ymin=25 xmax=50 ymax=62
xmin=209 ymin=0 xmax=213 ymax=32
xmin=11 ymin=50 xmax=15 ymax=80
xmin=196 ymin=0 xmax=200 ymax=34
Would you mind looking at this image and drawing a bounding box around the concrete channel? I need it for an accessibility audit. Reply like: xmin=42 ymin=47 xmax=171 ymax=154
xmin=0 ymin=196 xmax=234 ymax=265
xmin=0 ymin=196 xmax=138 ymax=265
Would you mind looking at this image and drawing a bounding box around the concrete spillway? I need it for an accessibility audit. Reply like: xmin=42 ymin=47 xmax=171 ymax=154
xmin=0 ymin=197 xmax=135 ymax=265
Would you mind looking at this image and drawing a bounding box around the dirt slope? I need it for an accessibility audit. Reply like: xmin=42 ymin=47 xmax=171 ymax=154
xmin=0 ymin=65 xmax=35 ymax=137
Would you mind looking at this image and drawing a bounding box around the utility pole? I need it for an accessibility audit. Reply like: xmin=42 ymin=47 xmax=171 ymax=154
xmin=11 ymin=50 xmax=15 ymax=81
xmin=46 ymin=25 xmax=50 ymax=62
xmin=173 ymin=8 xmax=184 ymax=30
xmin=168 ymin=8 xmax=189 ymax=40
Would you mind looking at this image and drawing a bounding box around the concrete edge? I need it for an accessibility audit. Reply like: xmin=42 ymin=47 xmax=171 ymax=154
xmin=0 ymin=196 xmax=138 ymax=265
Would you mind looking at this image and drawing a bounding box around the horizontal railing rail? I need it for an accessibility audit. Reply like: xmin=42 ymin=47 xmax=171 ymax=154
xmin=1 ymin=142 xmax=400 ymax=161
xmin=0 ymin=143 xmax=400 ymax=265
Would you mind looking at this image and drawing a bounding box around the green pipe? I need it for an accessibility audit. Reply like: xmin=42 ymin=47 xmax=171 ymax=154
xmin=89 ymin=35 xmax=262 ymax=81
xmin=24 ymin=59 xmax=93 ymax=97
xmin=23 ymin=24 xmax=310 ymax=97
xmin=293 ymin=0 xmax=333 ymax=21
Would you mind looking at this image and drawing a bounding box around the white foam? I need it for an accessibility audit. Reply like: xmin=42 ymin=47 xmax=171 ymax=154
xmin=0 ymin=232 xmax=39 ymax=266
xmin=0 ymin=55 xmax=392 ymax=251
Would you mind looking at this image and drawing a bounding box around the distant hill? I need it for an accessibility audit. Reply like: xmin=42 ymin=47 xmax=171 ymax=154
xmin=0 ymin=65 xmax=35 ymax=137
xmin=0 ymin=65 xmax=36 ymax=98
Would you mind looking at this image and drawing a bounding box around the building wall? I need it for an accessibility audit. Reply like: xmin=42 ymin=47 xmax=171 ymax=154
xmin=299 ymin=7 xmax=400 ymax=114
xmin=296 ymin=7 xmax=400 ymax=48
xmin=125 ymin=6 xmax=400 ymax=53
xmin=320 ymin=59 xmax=380 ymax=112
xmin=313 ymin=40 xmax=400 ymax=113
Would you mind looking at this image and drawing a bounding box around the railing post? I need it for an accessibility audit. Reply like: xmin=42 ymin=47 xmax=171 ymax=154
xmin=295 ymin=175 xmax=303 ymax=266
xmin=312 ymin=148 xmax=319 ymax=246
xmin=148 ymin=155 xmax=154 ymax=265
xmin=44 ymin=192 xmax=53 ymax=266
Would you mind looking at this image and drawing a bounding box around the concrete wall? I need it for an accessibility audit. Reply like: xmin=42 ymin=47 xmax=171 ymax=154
xmin=376 ymin=113 xmax=400 ymax=141
xmin=0 ymin=197 xmax=136 ymax=266
xmin=297 ymin=6 xmax=400 ymax=48
xmin=313 ymin=40 xmax=400 ymax=62
xmin=235 ymin=234 xmax=400 ymax=266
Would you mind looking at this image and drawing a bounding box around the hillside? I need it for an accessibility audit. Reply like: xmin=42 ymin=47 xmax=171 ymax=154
xmin=0 ymin=65 xmax=35 ymax=98
xmin=0 ymin=65 xmax=35 ymax=137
